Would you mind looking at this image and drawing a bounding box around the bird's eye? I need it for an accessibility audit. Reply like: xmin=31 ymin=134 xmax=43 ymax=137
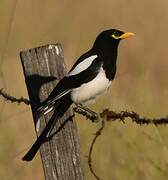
xmin=111 ymin=31 xmax=121 ymax=39
xmin=113 ymin=31 xmax=119 ymax=37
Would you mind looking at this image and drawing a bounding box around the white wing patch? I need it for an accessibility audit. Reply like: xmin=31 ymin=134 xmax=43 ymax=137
xmin=67 ymin=55 xmax=98 ymax=77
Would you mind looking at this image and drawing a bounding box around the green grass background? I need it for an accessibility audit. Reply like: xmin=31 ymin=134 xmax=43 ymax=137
xmin=0 ymin=0 xmax=168 ymax=179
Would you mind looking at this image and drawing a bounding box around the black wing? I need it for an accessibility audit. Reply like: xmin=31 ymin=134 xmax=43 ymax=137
xmin=38 ymin=51 xmax=102 ymax=113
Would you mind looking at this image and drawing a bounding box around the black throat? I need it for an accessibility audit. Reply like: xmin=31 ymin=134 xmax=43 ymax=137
xmin=92 ymin=36 xmax=120 ymax=80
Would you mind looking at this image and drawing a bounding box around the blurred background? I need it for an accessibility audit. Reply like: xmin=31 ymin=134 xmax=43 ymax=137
xmin=0 ymin=0 xmax=168 ymax=179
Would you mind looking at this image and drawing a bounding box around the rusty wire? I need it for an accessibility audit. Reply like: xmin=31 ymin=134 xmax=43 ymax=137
xmin=1 ymin=89 xmax=168 ymax=180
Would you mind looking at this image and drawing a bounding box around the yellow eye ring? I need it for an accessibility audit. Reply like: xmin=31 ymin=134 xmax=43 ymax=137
xmin=112 ymin=34 xmax=120 ymax=39
xmin=112 ymin=32 xmax=135 ymax=39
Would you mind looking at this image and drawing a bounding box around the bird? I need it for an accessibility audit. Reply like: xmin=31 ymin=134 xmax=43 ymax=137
xmin=22 ymin=29 xmax=135 ymax=161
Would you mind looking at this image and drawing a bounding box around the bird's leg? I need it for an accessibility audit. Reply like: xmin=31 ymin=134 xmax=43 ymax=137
xmin=74 ymin=103 xmax=100 ymax=122
xmin=78 ymin=104 xmax=97 ymax=115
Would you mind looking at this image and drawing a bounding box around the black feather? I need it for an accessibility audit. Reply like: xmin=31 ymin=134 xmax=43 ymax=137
xmin=23 ymin=95 xmax=72 ymax=161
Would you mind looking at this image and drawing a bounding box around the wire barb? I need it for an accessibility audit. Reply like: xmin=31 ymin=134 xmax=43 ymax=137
xmin=100 ymin=109 xmax=168 ymax=126
xmin=73 ymin=106 xmax=100 ymax=122
xmin=0 ymin=88 xmax=30 ymax=105
xmin=1 ymin=89 xmax=168 ymax=180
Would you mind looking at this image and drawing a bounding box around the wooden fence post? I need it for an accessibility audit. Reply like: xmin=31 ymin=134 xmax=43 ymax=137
xmin=20 ymin=44 xmax=85 ymax=180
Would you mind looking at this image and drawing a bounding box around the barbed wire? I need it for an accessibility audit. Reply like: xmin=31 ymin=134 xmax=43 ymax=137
xmin=75 ymin=107 xmax=168 ymax=180
xmin=88 ymin=120 xmax=105 ymax=180
xmin=0 ymin=89 xmax=168 ymax=180
xmin=0 ymin=89 xmax=30 ymax=105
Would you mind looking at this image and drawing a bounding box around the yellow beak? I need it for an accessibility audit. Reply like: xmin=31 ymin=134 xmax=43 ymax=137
xmin=119 ymin=32 xmax=135 ymax=39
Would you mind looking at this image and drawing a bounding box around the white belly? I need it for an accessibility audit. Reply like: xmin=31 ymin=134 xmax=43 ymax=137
xmin=71 ymin=67 xmax=111 ymax=104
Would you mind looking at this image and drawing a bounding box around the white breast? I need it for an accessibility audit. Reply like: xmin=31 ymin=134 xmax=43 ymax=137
xmin=71 ymin=67 xmax=111 ymax=104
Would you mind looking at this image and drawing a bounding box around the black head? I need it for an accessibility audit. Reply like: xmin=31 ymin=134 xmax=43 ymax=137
xmin=92 ymin=29 xmax=134 ymax=54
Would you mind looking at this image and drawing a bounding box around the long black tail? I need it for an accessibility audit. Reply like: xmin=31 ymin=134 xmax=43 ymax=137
xmin=22 ymin=97 xmax=72 ymax=161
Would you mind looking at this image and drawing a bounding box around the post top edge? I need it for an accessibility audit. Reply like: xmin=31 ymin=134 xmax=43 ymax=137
xmin=20 ymin=43 xmax=63 ymax=54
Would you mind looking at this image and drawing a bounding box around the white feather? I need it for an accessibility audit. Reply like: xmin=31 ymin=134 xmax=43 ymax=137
xmin=67 ymin=55 xmax=98 ymax=76
xmin=36 ymin=119 xmax=40 ymax=132
xmin=71 ymin=67 xmax=111 ymax=104
xmin=52 ymin=90 xmax=71 ymax=102
xmin=44 ymin=107 xmax=54 ymax=115
xmin=42 ymin=90 xmax=71 ymax=115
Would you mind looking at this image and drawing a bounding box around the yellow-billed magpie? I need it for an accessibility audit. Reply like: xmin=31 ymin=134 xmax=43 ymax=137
xmin=23 ymin=29 xmax=134 ymax=161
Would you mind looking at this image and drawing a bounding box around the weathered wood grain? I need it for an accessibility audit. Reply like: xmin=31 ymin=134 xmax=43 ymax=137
xmin=20 ymin=44 xmax=84 ymax=180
